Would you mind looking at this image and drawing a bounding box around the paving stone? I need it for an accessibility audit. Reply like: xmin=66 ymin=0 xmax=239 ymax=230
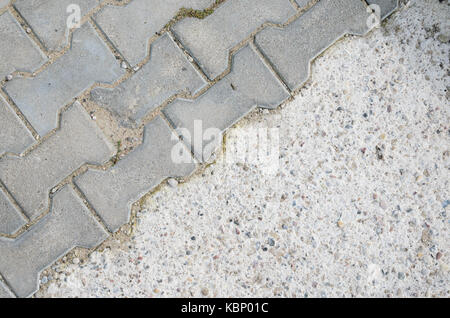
xmin=0 ymin=185 xmax=108 ymax=298
xmin=0 ymin=95 xmax=34 ymax=156
xmin=0 ymin=0 xmax=10 ymax=11
xmin=0 ymin=281 xmax=15 ymax=298
xmin=294 ymin=0 xmax=310 ymax=8
xmin=366 ymin=0 xmax=398 ymax=19
xmin=0 ymin=10 xmax=46 ymax=79
xmin=0 ymin=102 xmax=114 ymax=221
xmin=90 ymin=33 xmax=206 ymax=126
xmin=255 ymin=0 xmax=370 ymax=91
xmin=14 ymin=0 xmax=100 ymax=51
xmin=4 ymin=23 xmax=124 ymax=136
xmin=163 ymin=44 xmax=289 ymax=162
xmin=75 ymin=116 xmax=196 ymax=232
xmin=0 ymin=188 xmax=26 ymax=236
xmin=94 ymin=0 xmax=213 ymax=66
xmin=172 ymin=0 xmax=296 ymax=80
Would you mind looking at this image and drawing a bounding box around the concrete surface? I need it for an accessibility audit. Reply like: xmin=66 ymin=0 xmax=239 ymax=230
xmin=36 ymin=0 xmax=449 ymax=298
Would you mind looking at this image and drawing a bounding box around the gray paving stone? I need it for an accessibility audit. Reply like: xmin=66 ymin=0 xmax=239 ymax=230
xmin=4 ymin=22 xmax=124 ymax=136
xmin=90 ymin=33 xmax=206 ymax=126
xmin=0 ymin=185 xmax=108 ymax=298
xmin=0 ymin=95 xmax=34 ymax=156
xmin=172 ymin=0 xmax=296 ymax=80
xmin=0 ymin=102 xmax=114 ymax=221
xmin=0 ymin=281 xmax=15 ymax=298
xmin=94 ymin=0 xmax=213 ymax=66
xmin=0 ymin=188 xmax=26 ymax=236
xmin=75 ymin=116 xmax=196 ymax=232
xmin=163 ymin=44 xmax=289 ymax=162
xmin=0 ymin=10 xmax=46 ymax=79
xmin=255 ymin=0 xmax=370 ymax=91
xmin=0 ymin=0 xmax=10 ymax=11
xmin=14 ymin=0 xmax=100 ymax=51
xmin=366 ymin=0 xmax=398 ymax=19
xmin=294 ymin=0 xmax=310 ymax=8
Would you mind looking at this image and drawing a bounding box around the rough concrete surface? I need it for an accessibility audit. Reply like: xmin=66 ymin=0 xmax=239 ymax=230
xmin=37 ymin=0 xmax=449 ymax=298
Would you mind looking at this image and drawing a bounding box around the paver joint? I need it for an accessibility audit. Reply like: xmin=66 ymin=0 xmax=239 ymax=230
xmin=0 ymin=0 xmax=398 ymax=297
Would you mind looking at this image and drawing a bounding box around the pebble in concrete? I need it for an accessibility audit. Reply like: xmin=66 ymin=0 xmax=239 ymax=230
xmin=93 ymin=0 xmax=213 ymax=66
xmin=0 ymin=95 xmax=34 ymax=156
xmin=163 ymin=44 xmax=289 ymax=162
xmin=75 ymin=116 xmax=196 ymax=232
xmin=0 ymin=10 xmax=46 ymax=80
xmin=90 ymin=33 xmax=206 ymax=126
xmin=0 ymin=102 xmax=114 ymax=221
xmin=366 ymin=0 xmax=399 ymax=19
xmin=4 ymin=23 xmax=124 ymax=136
xmin=0 ymin=187 xmax=26 ymax=236
xmin=0 ymin=281 xmax=15 ymax=298
xmin=172 ymin=0 xmax=297 ymax=80
xmin=255 ymin=0 xmax=370 ymax=91
xmin=14 ymin=0 xmax=100 ymax=51
xmin=0 ymin=185 xmax=108 ymax=298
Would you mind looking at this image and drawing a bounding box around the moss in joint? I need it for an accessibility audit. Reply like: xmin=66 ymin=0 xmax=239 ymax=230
xmin=111 ymin=140 xmax=122 ymax=165
xmin=177 ymin=7 xmax=214 ymax=19
xmin=164 ymin=0 xmax=227 ymax=29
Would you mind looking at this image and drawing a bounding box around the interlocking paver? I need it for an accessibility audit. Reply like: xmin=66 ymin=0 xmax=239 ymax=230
xmin=0 ymin=0 xmax=9 ymax=11
xmin=172 ymin=0 xmax=297 ymax=80
xmin=0 ymin=0 xmax=400 ymax=297
xmin=94 ymin=0 xmax=213 ymax=66
xmin=366 ymin=0 xmax=399 ymax=19
xmin=0 ymin=188 xmax=26 ymax=236
xmin=0 ymin=101 xmax=114 ymax=221
xmin=0 ymin=185 xmax=108 ymax=298
xmin=13 ymin=0 xmax=100 ymax=51
xmin=0 ymin=281 xmax=15 ymax=298
xmin=4 ymin=22 xmax=124 ymax=136
xmin=255 ymin=0 xmax=370 ymax=91
xmin=0 ymin=10 xmax=46 ymax=79
xmin=75 ymin=116 xmax=196 ymax=232
xmin=90 ymin=33 xmax=206 ymax=125
xmin=163 ymin=44 xmax=289 ymax=162
xmin=294 ymin=0 xmax=309 ymax=8
xmin=0 ymin=95 xmax=34 ymax=156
